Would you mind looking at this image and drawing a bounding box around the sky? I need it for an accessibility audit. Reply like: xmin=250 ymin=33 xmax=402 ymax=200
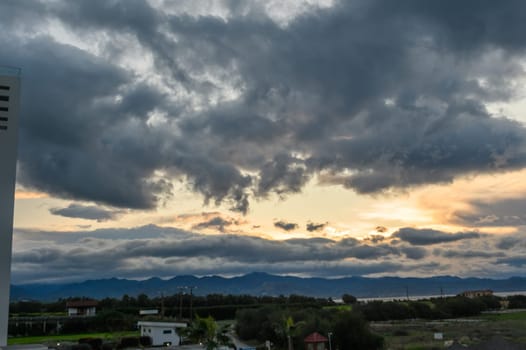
xmin=3 ymin=0 xmax=526 ymax=284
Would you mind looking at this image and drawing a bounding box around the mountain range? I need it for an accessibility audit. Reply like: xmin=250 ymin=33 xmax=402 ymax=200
xmin=11 ymin=272 xmax=526 ymax=301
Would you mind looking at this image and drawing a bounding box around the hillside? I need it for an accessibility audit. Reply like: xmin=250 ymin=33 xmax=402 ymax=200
xmin=11 ymin=273 xmax=526 ymax=301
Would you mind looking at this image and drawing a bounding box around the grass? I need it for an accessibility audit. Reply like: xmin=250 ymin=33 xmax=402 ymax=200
xmin=372 ymin=309 xmax=526 ymax=349
xmin=480 ymin=310 xmax=526 ymax=321
xmin=11 ymin=313 xmax=68 ymax=317
xmin=8 ymin=331 xmax=140 ymax=346
xmin=323 ymin=304 xmax=353 ymax=311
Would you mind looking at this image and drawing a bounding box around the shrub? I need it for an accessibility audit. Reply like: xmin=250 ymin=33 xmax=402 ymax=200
xmin=393 ymin=329 xmax=409 ymax=336
xmin=79 ymin=338 xmax=103 ymax=350
xmin=119 ymin=337 xmax=139 ymax=348
xmin=139 ymin=336 xmax=152 ymax=347
xmin=102 ymin=342 xmax=116 ymax=350
xmin=508 ymin=295 xmax=526 ymax=309
xmin=71 ymin=344 xmax=92 ymax=350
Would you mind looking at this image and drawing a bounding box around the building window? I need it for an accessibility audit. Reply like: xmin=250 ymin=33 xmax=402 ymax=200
xmin=0 ymin=85 xmax=9 ymax=90
xmin=163 ymin=330 xmax=172 ymax=334
xmin=0 ymin=107 xmax=7 ymax=111
xmin=0 ymin=117 xmax=7 ymax=121
xmin=0 ymin=96 xmax=9 ymax=101
xmin=0 ymin=126 xmax=7 ymax=130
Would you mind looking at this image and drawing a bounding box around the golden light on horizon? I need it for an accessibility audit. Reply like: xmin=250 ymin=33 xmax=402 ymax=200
xmin=415 ymin=168 xmax=526 ymax=233
xmin=15 ymin=189 xmax=49 ymax=199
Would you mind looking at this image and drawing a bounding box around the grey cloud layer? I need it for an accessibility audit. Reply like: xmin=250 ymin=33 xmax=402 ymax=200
xmin=50 ymin=204 xmax=122 ymax=222
xmin=3 ymin=0 xmax=526 ymax=212
xmin=393 ymin=228 xmax=480 ymax=245
xmin=454 ymin=198 xmax=526 ymax=227
xmin=274 ymin=220 xmax=299 ymax=231
xmin=12 ymin=224 xmax=526 ymax=284
xmin=10 ymin=225 xmax=430 ymax=283
xmin=306 ymin=222 xmax=327 ymax=232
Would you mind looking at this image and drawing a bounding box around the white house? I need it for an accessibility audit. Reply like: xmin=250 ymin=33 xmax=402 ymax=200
xmin=137 ymin=321 xmax=187 ymax=346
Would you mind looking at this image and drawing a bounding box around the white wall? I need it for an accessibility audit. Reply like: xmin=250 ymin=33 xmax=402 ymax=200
xmin=138 ymin=322 xmax=185 ymax=346
xmin=68 ymin=307 xmax=97 ymax=316
xmin=0 ymin=72 xmax=21 ymax=347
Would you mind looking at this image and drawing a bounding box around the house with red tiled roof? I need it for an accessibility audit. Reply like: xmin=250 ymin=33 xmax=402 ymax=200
xmin=304 ymin=332 xmax=328 ymax=350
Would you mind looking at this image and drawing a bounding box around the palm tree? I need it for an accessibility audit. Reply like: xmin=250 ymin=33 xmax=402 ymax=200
xmin=182 ymin=315 xmax=234 ymax=350
xmin=285 ymin=316 xmax=295 ymax=350
xmin=274 ymin=316 xmax=305 ymax=350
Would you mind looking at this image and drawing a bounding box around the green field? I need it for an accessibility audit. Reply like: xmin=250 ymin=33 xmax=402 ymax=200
xmin=372 ymin=310 xmax=526 ymax=349
xmin=323 ymin=304 xmax=353 ymax=311
xmin=8 ymin=331 xmax=140 ymax=346
xmin=480 ymin=310 xmax=526 ymax=321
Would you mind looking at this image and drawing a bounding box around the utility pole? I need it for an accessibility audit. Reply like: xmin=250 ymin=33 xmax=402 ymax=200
xmin=188 ymin=286 xmax=196 ymax=322
xmin=160 ymin=292 xmax=165 ymax=318
xmin=177 ymin=287 xmax=186 ymax=320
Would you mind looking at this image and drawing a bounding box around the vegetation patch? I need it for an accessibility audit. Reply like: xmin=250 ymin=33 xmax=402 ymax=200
xmin=8 ymin=331 xmax=139 ymax=346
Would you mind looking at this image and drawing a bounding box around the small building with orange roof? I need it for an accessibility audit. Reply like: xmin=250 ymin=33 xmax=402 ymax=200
xmin=304 ymin=332 xmax=328 ymax=350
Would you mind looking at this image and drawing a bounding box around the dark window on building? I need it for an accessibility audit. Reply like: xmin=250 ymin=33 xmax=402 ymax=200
xmin=0 ymin=117 xmax=7 ymax=121
xmin=0 ymin=85 xmax=9 ymax=90
xmin=0 ymin=107 xmax=7 ymax=112
xmin=0 ymin=126 xmax=7 ymax=130
xmin=0 ymin=96 xmax=9 ymax=101
xmin=163 ymin=330 xmax=172 ymax=334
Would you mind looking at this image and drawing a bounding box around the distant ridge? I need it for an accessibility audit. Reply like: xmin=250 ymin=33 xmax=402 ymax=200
xmin=10 ymin=272 xmax=526 ymax=301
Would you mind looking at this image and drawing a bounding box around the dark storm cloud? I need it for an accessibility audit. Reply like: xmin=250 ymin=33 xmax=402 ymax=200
xmin=392 ymin=228 xmax=480 ymax=246
xmin=257 ymin=154 xmax=310 ymax=197
xmin=50 ymin=203 xmax=121 ymax=222
xmin=3 ymin=0 xmax=526 ymax=212
xmin=306 ymin=222 xmax=327 ymax=232
xmin=0 ymin=0 xmax=48 ymax=30
xmin=274 ymin=220 xmax=298 ymax=231
xmin=1 ymin=36 xmax=171 ymax=209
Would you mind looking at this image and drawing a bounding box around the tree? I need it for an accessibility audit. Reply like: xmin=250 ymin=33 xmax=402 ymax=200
xmin=284 ymin=316 xmax=294 ymax=350
xmin=137 ymin=293 xmax=150 ymax=307
xmin=332 ymin=311 xmax=383 ymax=350
xmin=182 ymin=315 xmax=234 ymax=350
xmin=273 ymin=315 xmax=305 ymax=350
xmin=342 ymin=294 xmax=357 ymax=304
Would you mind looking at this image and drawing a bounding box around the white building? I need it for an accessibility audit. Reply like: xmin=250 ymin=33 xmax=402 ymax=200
xmin=0 ymin=67 xmax=21 ymax=347
xmin=139 ymin=309 xmax=159 ymax=316
xmin=137 ymin=321 xmax=187 ymax=347
xmin=66 ymin=300 xmax=98 ymax=316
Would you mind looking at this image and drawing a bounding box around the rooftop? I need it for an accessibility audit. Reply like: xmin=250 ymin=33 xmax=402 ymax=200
xmin=0 ymin=66 xmax=21 ymax=77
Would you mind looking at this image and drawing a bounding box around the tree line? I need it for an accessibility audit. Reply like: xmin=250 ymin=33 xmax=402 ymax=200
xmin=354 ymin=295 xmax=513 ymax=321
xmin=235 ymin=306 xmax=383 ymax=350
xmin=9 ymin=292 xmax=526 ymax=342
xmin=11 ymin=293 xmax=333 ymax=320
